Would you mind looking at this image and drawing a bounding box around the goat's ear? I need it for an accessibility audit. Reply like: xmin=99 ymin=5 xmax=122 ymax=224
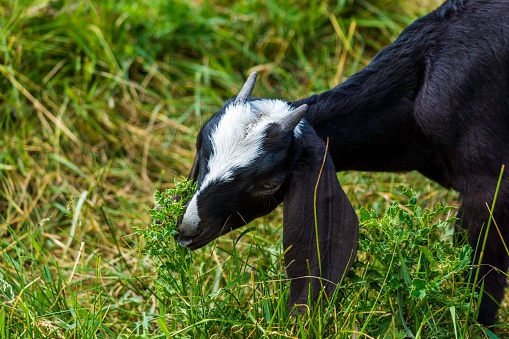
xmin=187 ymin=153 xmax=200 ymax=181
xmin=283 ymin=129 xmax=358 ymax=308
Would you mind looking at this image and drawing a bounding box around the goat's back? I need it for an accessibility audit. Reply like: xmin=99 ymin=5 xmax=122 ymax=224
xmin=300 ymin=0 xmax=509 ymax=187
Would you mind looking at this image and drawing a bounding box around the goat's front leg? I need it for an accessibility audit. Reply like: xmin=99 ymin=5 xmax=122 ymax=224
xmin=463 ymin=193 xmax=509 ymax=326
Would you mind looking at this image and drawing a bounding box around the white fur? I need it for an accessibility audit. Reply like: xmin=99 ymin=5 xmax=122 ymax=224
xmin=179 ymin=193 xmax=201 ymax=233
xmin=293 ymin=120 xmax=305 ymax=137
xmin=180 ymin=99 xmax=300 ymax=231
xmin=202 ymin=99 xmax=294 ymax=189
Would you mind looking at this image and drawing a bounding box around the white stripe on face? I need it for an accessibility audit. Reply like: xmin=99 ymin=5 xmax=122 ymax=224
xmin=180 ymin=99 xmax=297 ymax=233
xmin=202 ymin=99 xmax=294 ymax=189
xmin=179 ymin=193 xmax=201 ymax=235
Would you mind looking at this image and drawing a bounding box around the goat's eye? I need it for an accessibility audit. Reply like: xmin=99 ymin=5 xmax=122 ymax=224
xmin=256 ymin=183 xmax=281 ymax=194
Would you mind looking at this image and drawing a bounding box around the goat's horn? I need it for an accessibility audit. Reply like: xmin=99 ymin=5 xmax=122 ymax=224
xmin=281 ymin=104 xmax=308 ymax=132
xmin=234 ymin=72 xmax=258 ymax=104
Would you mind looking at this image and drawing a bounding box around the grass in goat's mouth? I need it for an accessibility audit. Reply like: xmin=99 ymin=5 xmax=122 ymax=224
xmin=148 ymin=179 xmax=197 ymax=237
xmin=136 ymin=179 xmax=197 ymax=294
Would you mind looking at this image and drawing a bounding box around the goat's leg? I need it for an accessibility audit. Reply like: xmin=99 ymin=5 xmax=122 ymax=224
xmin=469 ymin=228 xmax=509 ymax=326
xmin=463 ymin=196 xmax=509 ymax=326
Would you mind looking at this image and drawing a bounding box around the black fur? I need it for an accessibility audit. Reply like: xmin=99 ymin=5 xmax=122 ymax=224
xmin=178 ymin=0 xmax=509 ymax=327
xmin=177 ymin=95 xmax=360 ymax=315
xmin=283 ymin=122 xmax=358 ymax=307
xmin=294 ymin=0 xmax=509 ymax=326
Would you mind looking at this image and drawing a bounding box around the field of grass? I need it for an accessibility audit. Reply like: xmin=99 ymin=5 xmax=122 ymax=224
xmin=1 ymin=0 xmax=508 ymax=338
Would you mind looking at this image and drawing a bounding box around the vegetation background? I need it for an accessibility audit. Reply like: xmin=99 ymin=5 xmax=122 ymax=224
xmin=1 ymin=0 xmax=507 ymax=337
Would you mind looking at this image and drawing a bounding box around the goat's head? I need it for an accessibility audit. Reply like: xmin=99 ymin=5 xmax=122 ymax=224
xmin=176 ymin=72 xmax=359 ymax=307
xmin=175 ymin=73 xmax=304 ymax=248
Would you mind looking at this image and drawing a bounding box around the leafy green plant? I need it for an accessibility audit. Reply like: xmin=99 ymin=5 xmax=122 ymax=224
xmin=140 ymin=179 xmax=197 ymax=301
xmin=353 ymin=188 xmax=475 ymax=338
xmin=138 ymin=185 xmax=484 ymax=338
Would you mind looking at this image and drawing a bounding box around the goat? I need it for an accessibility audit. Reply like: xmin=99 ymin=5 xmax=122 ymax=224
xmin=175 ymin=0 xmax=509 ymax=326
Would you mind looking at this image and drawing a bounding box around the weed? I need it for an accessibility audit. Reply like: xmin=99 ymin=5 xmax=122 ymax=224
xmin=138 ymin=184 xmax=484 ymax=338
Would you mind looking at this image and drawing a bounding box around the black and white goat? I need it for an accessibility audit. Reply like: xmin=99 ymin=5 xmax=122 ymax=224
xmin=176 ymin=0 xmax=509 ymax=326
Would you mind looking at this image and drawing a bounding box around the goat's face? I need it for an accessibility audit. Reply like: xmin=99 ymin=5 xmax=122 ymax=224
xmin=175 ymin=73 xmax=307 ymax=249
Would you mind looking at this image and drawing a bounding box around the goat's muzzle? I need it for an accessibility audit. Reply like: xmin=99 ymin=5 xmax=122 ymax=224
xmin=175 ymin=198 xmax=201 ymax=237
xmin=176 ymin=218 xmax=201 ymax=238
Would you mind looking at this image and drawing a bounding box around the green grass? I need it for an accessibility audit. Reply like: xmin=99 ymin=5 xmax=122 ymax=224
xmin=0 ymin=0 xmax=508 ymax=337
xmin=144 ymin=182 xmax=478 ymax=338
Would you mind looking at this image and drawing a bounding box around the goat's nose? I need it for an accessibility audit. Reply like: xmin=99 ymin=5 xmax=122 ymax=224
xmin=171 ymin=194 xmax=197 ymax=236
xmin=177 ymin=209 xmax=200 ymax=238
xmin=177 ymin=218 xmax=200 ymax=237
xmin=176 ymin=194 xmax=201 ymax=237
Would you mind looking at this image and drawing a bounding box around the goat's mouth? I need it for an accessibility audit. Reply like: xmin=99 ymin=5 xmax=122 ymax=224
xmin=175 ymin=214 xmax=247 ymax=249
xmin=174 ymin=233 xmax=200 ymax=248
xmin=174 ymin=226 xmax=229 ymax=250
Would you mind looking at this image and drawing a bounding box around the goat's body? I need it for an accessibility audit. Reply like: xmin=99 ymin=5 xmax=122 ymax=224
xmin=301 ymin=0 xmax=509 ymax=183
xmin=296 ymin=0 xmax=509 ymax=325
xmin=178 ymin=0 xmax=509 ymax=327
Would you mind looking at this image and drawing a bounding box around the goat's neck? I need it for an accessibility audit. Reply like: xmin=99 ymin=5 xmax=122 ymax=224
xmin=295 ymin=44 xmax=431 ymax=174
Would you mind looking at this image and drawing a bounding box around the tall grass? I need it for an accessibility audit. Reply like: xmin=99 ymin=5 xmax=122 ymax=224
xmin=1 ymin=0 xmax=507 ymax=337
